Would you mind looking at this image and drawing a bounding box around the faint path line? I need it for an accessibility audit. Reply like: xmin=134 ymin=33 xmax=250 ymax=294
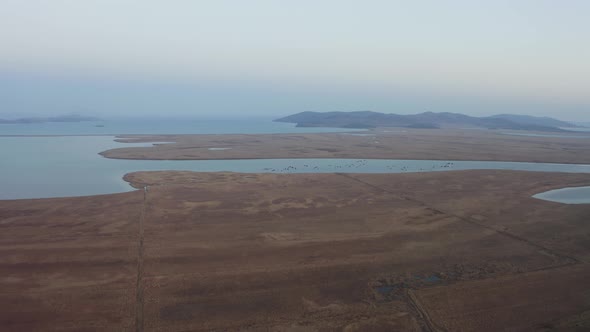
xmin=335 ymin=173 xmax=580 ymax=265
xmin=335 ymin=173 xmax=581 ymax=331
xmin=407 ymin=290 xmax=447 ymax=332
xmin=135 ymin=186 xmax=148 ymax=332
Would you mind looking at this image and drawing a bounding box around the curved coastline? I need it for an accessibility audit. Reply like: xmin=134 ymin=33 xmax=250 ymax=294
xmin=3 ymin=134 xmax=590 ymax=200
xmin=533 ymin=186 xmax=590 ymax=204
xmin=100 ymin=129 xmax=590 ymax=164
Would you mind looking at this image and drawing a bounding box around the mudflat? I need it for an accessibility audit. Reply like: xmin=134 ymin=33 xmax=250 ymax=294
xmin=101 ymin=128 xmax=590 ymax=164
xmin=2 ymin=170 xmax=590 ymax=331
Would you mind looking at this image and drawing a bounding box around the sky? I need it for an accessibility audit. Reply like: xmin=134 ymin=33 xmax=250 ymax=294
xmin=0 ymin=0 xmax=589 ymax=121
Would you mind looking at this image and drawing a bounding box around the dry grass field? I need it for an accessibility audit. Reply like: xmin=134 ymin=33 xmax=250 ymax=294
xmin=1 ymin=170 xmax=590 ymax=331
xmin=101 ymin=128 xmax=590 ymax=164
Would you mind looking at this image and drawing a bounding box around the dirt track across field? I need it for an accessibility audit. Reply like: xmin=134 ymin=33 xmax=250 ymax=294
xmin=2 ymin=170 xmax=590 ymax=331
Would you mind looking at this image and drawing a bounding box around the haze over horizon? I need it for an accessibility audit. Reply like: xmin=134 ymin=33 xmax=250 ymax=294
xmin=1 ymin=1 xmax=589 ymax=121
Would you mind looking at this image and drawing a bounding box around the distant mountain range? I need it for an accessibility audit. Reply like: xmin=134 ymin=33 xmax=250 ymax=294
xmin=0 ymin=114 xmax=100 ymax=124
xmin=275 ymin=111 xmax=580 ymax=132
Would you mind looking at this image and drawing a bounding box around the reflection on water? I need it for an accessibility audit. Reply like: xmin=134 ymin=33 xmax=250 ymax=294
xmin=2 ymin=136 xmax=590 ymax=199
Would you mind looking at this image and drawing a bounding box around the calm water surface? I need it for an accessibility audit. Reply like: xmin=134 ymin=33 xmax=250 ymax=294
xmin=533 ymin=187 xmax=590 ymax=204
xmin=2 ymin=136 xmax=590 ymax=199
xmin=0 ymin=117 xmax=358 ymax=135
xmin=500 ymin=132 xmax=590 ymax=139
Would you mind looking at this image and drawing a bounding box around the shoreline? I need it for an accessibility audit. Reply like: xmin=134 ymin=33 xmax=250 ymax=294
xmin=98 ymin=128 xmax=590 ymax=164
xmin=4 ymin=131 xmax=590 ymax=200
xmin=3 ymin=132 xmax=590 ymax=330
xmin=100 ymin=153 xmax=590 ymax=166
xmin=3 ymin=170 xmax=590 ymax=330
xmin=3 ymin=168 xmax=590 ymax=202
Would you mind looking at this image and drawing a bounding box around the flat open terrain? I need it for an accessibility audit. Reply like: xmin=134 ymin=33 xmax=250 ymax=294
xmin=101 ymin=128 xmax=590 ymax=164
xmin=1 ymin=170 xmax=590 ymax=331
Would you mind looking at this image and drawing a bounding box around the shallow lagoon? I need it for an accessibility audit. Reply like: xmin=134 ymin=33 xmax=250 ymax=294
xmin=2 ymin=136 xmax=590 ymax=199
xmin=533 ymin=187 xmax=590 ymax=204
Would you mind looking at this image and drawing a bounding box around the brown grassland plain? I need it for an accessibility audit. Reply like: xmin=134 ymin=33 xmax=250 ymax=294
xmin=101 ymin=128 xmax=590 ymax=164
xmin=1 ymin=170 xmax=590 ymax=331
xmin=2 ymin=129 xmax=590 ymax=331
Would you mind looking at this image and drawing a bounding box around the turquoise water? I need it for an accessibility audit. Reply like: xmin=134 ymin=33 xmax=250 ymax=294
xmin=533 ymin=187 xmax=590 ymax=204
xmin=2 ymin=136 xmax=590 ymax=200
xmin=0 ymin=117 xmax=358 ymax=135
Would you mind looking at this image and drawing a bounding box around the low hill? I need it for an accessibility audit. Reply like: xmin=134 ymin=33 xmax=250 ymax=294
xmin=489 ymin=114 xmax=575 ymax=128
xmin=275 ymin=111 xmax=575 ymax=132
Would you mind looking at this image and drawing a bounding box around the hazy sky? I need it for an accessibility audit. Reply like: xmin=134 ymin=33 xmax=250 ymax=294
xmin=1 ymin=0 xmax=589 ymax=120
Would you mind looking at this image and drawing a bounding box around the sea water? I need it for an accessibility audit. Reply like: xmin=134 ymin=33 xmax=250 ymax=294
xmin=2 ymin=136 xmax=590 ymax=199
xmin=0 ymin=116 xmax=357 ymax=136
